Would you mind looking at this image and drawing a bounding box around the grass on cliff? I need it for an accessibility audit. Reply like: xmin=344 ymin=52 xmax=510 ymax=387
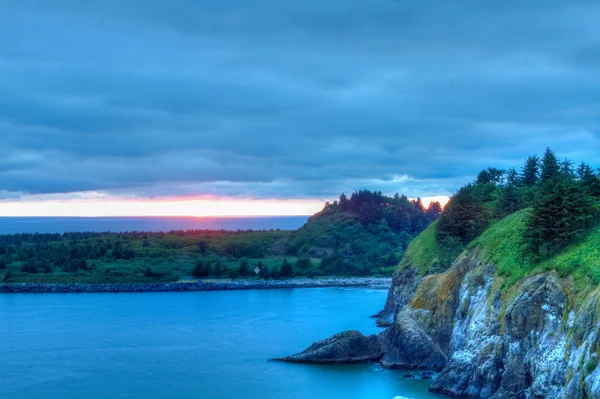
xmin=468 ymin=208 xmax=600 ymax=294
xmin=467 ymin=209 xmax=532 ymax=288
xmin=398 ymin=221 xmax=440 ymax=274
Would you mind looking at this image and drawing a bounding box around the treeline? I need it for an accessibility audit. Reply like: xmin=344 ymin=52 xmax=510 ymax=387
xmin=0 ymin=229 xmax=290 ymax=280
xmin=325 ymin=190 xmax=442 ymax=234
xmin=284 ymin=190 xmax=443 ymax=276
xmin=436 ymin=147 xmax=600 ymax=268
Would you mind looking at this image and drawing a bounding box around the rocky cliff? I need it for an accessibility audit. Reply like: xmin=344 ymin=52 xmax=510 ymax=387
xmin=280 ymin=247 xmax=600 ymax=398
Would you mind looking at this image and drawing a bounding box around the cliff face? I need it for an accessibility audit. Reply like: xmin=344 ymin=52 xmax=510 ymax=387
xmin=384 ymin=248 xmax=600 ymax=398
xmin=281 ymin=248 xmax=600 ymax=398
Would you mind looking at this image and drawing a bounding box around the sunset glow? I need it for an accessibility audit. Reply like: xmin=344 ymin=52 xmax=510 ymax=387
xmin=0 ymin=196 xmax=449 ymax=217
xmin=0 ymin=198 xmax=324 ymax=217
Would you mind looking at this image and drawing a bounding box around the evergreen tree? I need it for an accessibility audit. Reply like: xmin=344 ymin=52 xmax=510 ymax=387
xmin=437 ymin=184 xmax=489 ymax=244
xmin=560 ymin=158 xmax=576 ymax=181
xmin=280 ymin=259 xmax=294 ymax=278
xmin=505 ymin=167 xmax=520 ymax=186
xmin=339 ymin=193 xmax=349 ymax=211
xmin=425 ymin=201 xmax=443 ymax=220
xmin=526 ymin=179 xmax=596 ymax=257
xmin=192 ymin=261 xmax=211 ymax=278
xmin=577 ymin=162 xmax=600 ymax=196
xmin=477 ymin=167 xmax=504 ymax=185
xmin=521 ymin=155 xmax=540 ymax=186
xmin=295 ymin=257 xmax=313 ymax=271
xmin=498 ymin=168 xmax=520 ymax=216
xmin=577 ymin=162 xmax=596 ymax=185
xmin=238 ymin=259 xmax=250 ymax=277
xmin=540 ymin=147 xmax=560 ymax=184
xmin=476 ymin=169 xmax=492 ymax=184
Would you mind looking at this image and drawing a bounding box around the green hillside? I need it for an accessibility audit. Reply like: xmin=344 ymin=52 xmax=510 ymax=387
xmin=398 ymin=148 xmax=600 ymax=302
xmin=398 ymin=221 xmax=440 ymax=274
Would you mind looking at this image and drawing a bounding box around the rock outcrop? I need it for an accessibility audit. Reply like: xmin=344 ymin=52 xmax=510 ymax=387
xmin=282 ymin=248 xmax=600 ymax=399
xmin=275 ymin=330 xmax=383 ymax=364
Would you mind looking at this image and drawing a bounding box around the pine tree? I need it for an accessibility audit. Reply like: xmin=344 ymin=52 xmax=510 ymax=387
xmin=477 ymin=167 xmax=504 ymax=185
xmin=192 ymin=261 xmax=211 ymax=278
xmin=238 ymin=259 xmax=250 ymax=277
xmin=498 ymin=168 xmax=520 ymax=216
xmin=339 ymin=193 xmax=349 ymax=211
xmin=425 ymin=201 xmax=443 ymax=221
xmin=577 ymin=162 xmax=596 ymax=185
xmin=577 ymin=162 xmax=600 ymax=196
xmin=521 ymin=155 xmax=540 ymax=186
xmin=437 ymin=184 xmax=489 ymax=243
xmin=560 ymin=158 xmax=575 ymax=181
xmin=280 ymin=259 xmax=294 ymax=278
xmin=540 ymin=147 xmax=560 ymax=184
xmin=526 ymin=179 xmax=596 ymax=257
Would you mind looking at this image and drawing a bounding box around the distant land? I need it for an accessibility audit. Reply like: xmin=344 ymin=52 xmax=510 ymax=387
xmin=0 ymin=191 xmax=441 ymax=284
xmin=0 ymin=216 xmax=310 ymax=234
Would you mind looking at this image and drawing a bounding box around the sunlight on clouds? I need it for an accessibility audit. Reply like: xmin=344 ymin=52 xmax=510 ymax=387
xmin=420 ymin=196 xmax=450 ymax=208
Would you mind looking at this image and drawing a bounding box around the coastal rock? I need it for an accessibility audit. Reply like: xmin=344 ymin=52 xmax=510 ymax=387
xmin=288 ymin=247 xmax=600 ymax=399
xmin=275 ymin=330 xmax=383 ymax=364
xmin=379 ymin=307 xmax=447 ymax=370
xmin=376 ymin=266 xmax=422 ymax=326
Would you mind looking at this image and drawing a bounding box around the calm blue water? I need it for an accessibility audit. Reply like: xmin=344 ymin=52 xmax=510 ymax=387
xmin=0 ymin=216 xmax=309 ymax=234
xmin=0 ymin=288 xmax=435 ymax=399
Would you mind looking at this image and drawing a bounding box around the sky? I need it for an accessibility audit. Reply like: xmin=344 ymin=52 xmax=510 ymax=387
xmin=1 ymin=0 xmax=599 ymax=216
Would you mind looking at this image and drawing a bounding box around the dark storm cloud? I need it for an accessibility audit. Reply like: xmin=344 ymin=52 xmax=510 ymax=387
xmin=1 ymin=0 xmax=599 ymax=199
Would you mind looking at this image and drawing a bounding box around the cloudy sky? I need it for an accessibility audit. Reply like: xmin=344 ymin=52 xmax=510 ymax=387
xmin=1 ymin=0 xmax=599 ymax=215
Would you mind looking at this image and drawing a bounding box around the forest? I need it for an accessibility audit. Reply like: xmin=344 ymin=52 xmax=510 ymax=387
xmin=434 ymin=147 xmax=600 ymax=272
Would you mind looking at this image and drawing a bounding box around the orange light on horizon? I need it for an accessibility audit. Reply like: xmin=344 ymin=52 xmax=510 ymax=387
xmin=419 ymin=196 xmax=450 ymax=208
xmin=0 ymin=198 xmax=325 ymax=217
xmin=0 ymin=195 xmax=450 ymax=217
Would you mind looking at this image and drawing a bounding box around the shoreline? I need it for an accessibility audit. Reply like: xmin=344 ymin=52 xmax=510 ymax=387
xmin=0 ymin=277 xmax=391 ymax=294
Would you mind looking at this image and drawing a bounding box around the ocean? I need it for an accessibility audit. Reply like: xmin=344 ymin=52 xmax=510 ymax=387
xmin=0 ymin=216 xmax=310 ymax=234
xmin=0 ymin=288 xmax=435 ymax=399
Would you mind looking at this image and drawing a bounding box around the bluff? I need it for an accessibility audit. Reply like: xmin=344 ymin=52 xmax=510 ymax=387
xmin=279 ymin=210 xmax=600 ymax=398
